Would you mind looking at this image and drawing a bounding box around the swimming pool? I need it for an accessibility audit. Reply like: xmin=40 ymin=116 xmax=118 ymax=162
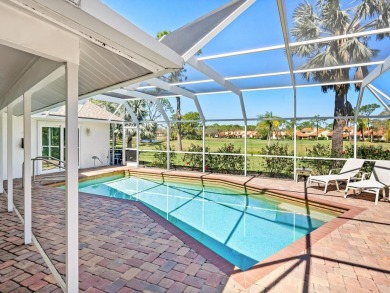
xmin=78 ymin=175 xmax=338 ymax=270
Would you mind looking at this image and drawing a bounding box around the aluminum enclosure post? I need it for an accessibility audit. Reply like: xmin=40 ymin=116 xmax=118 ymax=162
xmin=167 ymin=124 xmax=170 ymax=170
xmin=7 ymin=104 xmax=13 ymax=212
xmin=0 ymin=111 xmax=3 ymax=194
xmin=202 ymin=124 xmax=206 ymax=173
xmin=65 ymin=62 xmax=79 ymax=293
xmin=23 ymin=92 xmax=32 ymax=244
xmin=244 ymin=125 xmax=247 ymax=176
xmin=122 ymin=123 xmax=126 ymax=166
xmin=136 ymin=124 xmax=140 ymax=167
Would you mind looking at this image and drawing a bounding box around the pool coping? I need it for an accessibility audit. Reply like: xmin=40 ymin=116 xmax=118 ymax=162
xmin=79 ymin=168 xmax=365 ymax=290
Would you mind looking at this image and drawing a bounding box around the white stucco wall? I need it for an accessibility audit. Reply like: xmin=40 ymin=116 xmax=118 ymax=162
xmin=79 ymin=121 xmax=110 ymax=169
xmin=1 ymin=115 xmax=110 ymax=179
xmin=1 ymin=114 xmax=25 ymax=179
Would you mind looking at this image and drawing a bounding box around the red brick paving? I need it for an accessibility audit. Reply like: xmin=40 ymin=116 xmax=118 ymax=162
xmin=1 ymin=166 xmax=390 ymax=292
xmin=0 ymin=197 xmax=61 ymax=292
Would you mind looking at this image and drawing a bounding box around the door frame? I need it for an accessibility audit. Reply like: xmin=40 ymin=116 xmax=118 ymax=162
xmin=37 ymin=121 xmax=80 ymax=175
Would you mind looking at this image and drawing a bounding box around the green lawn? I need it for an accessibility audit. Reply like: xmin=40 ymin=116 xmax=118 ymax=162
xmin=134 ymin=137 xmax=390 ymax=172
xmin=137 ymin=137 xmax=390 ymax=155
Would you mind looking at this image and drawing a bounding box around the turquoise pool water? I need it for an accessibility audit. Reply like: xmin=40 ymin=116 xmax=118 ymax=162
xmin=78 ymin=175 xmax=338 ymax=270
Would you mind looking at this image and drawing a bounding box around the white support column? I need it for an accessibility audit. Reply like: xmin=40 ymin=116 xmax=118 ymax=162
xmin=202 ymin=124 xmax=206 ymax=173
xmin=111 ymin=124 xmax=115 ymax=165
xmin=7 ymin=104 xmax=13 ymax=212
xmin=167 ymin=124 xmax=170 ymax=170
xmin=293 ymin=93 xmax=297 ymax=181
xmin=353 ymin=123 xmax=358 ymax=159
xmin=244 ymin=125 xmax=247 ymax=176
xmin=122 ymin=123 xmax=126 ymax=166
xmin=293 ymin=123 xmax=297 ymax=181
xmin=354 ymin=87 xmax=365 ymax=158
xmin=0 ymin=111 xmax=3 ymax=194
xmin=23 ymin=92 xmax=32 ymax=245
xmin=65 ymin=62 xmax=79 ymax=293
xmin=136 ymin=124 xmax=140 ymax=167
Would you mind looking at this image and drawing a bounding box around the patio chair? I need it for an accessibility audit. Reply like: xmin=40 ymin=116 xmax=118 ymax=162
xmin=344 ymin=160 xmax=390 ymax=205
xmin=308 ymin=159 xmax=365 ymax=193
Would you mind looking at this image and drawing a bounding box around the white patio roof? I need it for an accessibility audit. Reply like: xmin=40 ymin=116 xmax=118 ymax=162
xmin=0 ymin=0 xmax=184 ymax=114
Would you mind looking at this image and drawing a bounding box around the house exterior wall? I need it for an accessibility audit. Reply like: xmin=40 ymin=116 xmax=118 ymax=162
xmin=79 ymin=121 xmax=110 ymax=168
xmin=1 ymin=116 xmax=110 ymax=179
xmin=1 ymin=114 xmax=25 ymax=179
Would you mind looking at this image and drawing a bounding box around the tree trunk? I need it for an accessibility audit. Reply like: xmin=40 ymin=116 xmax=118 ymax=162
xmin=331 ymin=85 xmax=347 ymax=156
xmin=361 ymin=129 xmax=364 ymax=142
xmin=369 ymin=125 xmax=373 ymax=142
xmin=176 ymin=97 xmax=182 ymax=151
xmin=127 ymin=131 xmax=132 ymax=148
xmin=267 ymin=126 xmax=271 ymax=147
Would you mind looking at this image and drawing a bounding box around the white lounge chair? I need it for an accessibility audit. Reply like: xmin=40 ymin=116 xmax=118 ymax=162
xmin=308 ymin=159 xmax=365 ymax=193
xmin=344 ymin=160 xmax=390 ymax=205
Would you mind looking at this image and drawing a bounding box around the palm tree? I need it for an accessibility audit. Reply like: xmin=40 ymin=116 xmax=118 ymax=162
xmin=142 ymin=122 xmax=158 ymax=143
xmin=281 ymin=120 xmax=295 ymax=139
xmin=311 ymin=115 xmax=327 ymax=140
xmin=168 ymin=70 xmax=185 ymax=151
xmin=291 ymin=0 xmax=390 ymax=156
xmin=357 ymin=118 xmax=368 ymax=141
xmin=125 ymin=100 xmax=147 ymax=147
xmin=359 ymin=103 xmax=380 ymax=141
xmin=156 ymin=31 xmax=187 ymax=151
xmin=256 ymin=112 xmax=280 ymax=147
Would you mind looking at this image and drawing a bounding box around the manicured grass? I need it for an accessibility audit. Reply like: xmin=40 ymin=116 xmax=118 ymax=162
xmin=135 ymin=137 xmax=389 ymax=172
xmin=138 ymin=137 xmax=390 ymax=155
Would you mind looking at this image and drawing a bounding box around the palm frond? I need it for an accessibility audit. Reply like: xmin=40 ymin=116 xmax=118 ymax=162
xmin=340 ymin=37 xmax=378 ymax=62
xmin=291 ymin=44 xmax=320 ymax=57
xmin=355 ymin=0 xmax=383 ymax=19
xmin=354 ymin=66 xmax=369 ymax=90
xmin=291 ymin=1 xmax=321 ymax=41
xmin=376 ymin=1 xmax=390 ymax=40
xmin=319 ymin=0 xmax=350 ymax=33
xmin=292 ymin=0 xmax=389 ymax=97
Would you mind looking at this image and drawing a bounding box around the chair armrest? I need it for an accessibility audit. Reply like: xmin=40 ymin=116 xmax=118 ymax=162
xmin=360 ymin=172 xmax=370 ymax=180
xmin=350 ymin=171 xmax=369 ymax=182
xmin=329 ymin=168 xmax=341 ymax=175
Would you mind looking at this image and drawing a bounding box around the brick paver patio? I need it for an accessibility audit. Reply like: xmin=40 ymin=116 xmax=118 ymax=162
xmin=1 ymin=166 xmax=390 ymax=292
xmin=0 ymin=198 xmax=61 ymax=292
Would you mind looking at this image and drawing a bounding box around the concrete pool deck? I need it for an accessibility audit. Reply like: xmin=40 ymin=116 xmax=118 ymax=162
xmin=1 ymin=166 xmax=390 ymax=292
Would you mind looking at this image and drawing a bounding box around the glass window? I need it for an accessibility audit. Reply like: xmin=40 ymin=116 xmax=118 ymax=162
xmin=41 ymin=127 xmax=61 ymax=171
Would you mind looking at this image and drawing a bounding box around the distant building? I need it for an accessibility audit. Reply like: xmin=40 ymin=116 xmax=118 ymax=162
xmin=296 ymin=128 xmax=329 ymax=139
xmin=363 ymin=128 xmax=387 ymax=141
xmin=327 ymin=126 xmax=356 ymax=140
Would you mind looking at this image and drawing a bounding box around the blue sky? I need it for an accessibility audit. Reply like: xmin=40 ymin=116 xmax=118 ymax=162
xmin=102 ymin=0 xmax=389 ymax=122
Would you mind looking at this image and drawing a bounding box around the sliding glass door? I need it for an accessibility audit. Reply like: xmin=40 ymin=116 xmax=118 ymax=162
xmin=38 ymin=123 xmax=80 ymax=174
xmin=41 ymin=126 xmax=62 ymax=171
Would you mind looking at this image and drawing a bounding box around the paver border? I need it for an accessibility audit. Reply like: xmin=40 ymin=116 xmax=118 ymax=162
xmin=77 ymin=168 xmax=365 ymax=289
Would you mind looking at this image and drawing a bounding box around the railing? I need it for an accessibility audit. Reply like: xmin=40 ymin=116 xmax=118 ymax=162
xmin=23 ymin=156 xmax=66 ymax=187
xmin=32 ymin=156 xmax=66 ymax=182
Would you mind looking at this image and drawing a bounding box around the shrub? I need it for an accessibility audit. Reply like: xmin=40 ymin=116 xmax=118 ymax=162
xmin=182 ymin=144 xmax=212 ymax=170
xmin=260 ymin=142 xmax=294 ymax=177
xmin=152 ymin=144 xmax=176 ymax=167
xmin=304 ymin=143 xmax=341 ymax=175
xmin=343 ymin=144 xmax=390 ymax=160
xmin=211 ymin=143 xmax=244 ymax=172
xmin=343 ymin=145 xmax=390 ymax=173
